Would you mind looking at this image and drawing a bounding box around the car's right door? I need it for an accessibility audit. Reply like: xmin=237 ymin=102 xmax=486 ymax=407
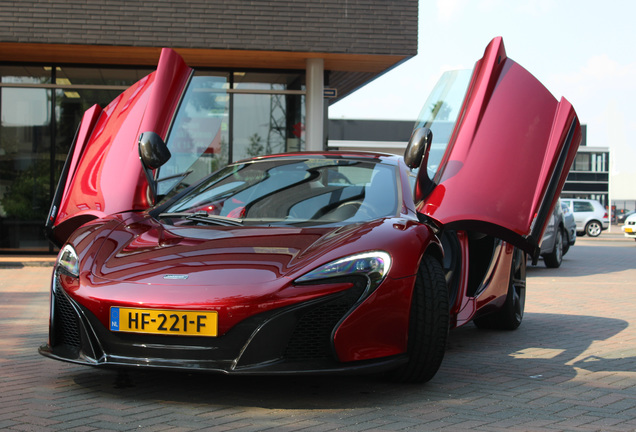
xmin=411 ymin=37 xmax=582 ymax=260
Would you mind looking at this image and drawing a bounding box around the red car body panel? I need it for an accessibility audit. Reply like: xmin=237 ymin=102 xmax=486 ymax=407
xmin=416 ymin=37 xmax=581 ymax=258
xmin=46 ymin=48 xmax=192 ymax=247
xmin=60 ymin=206 xmax=438 ymax=364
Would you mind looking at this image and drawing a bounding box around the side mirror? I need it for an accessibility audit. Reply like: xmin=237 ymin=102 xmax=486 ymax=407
xmin=404 ymin=127 xmax=432 ymax=169
xmin=138 ymin=132 xmax=171 ymax=203
xmin=139 ymin=131 xmax=171 ymax=170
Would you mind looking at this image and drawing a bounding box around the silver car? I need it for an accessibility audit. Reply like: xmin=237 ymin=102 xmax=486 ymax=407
xmin=539 ymin=199 xmax=575 ymax=268
xmin=560 ymin=198 xmax=609 ymax=237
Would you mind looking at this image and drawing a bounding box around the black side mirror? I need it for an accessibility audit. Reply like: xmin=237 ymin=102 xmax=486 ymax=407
xmin=404 ymin=127 xmax=432 ymax=169
xmin=138 ymin=132 xmax=171 ymax=203
xmin=405 ymin=127 xmax=437 ymax=204
xmin=139 ymin=131 xmax=171 ymax=170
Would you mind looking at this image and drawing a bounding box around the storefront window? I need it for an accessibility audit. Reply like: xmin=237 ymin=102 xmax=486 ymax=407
xmin=0 ymin=66 xmax=307 ymax=252
xmin=233 ymin=71 xmax=305 ymax=91
xmin=0 ymin=66 xmax=152 ymax=252
xmin=0 ymin=87 xmax=52 ymax=250
xmin=233 ymin=93 xmax=305 ymax=161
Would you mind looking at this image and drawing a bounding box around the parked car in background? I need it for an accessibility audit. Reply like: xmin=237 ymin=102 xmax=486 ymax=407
xmin=560 ymin=198 xmax=609 ymax=237
xmin=561 ymin=201 xmax=576 ymax=254
xmin=539 ymin=199 xmax=575 ymax=268
xmin=623 ymin=213 xmax=636 ymax=241
xmin=617 ymin=210 xmax=636 ymax=224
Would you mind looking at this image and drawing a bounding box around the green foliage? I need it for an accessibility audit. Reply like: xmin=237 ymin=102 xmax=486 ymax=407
xmin=0 ymin=160 xmax=50 ymax=221
xmin=246 ymin=133 xmax=265 ymax=158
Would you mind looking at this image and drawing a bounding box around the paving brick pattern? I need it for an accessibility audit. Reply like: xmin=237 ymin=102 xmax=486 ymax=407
xmin=1 ymin=232 xmax=636 ymax=431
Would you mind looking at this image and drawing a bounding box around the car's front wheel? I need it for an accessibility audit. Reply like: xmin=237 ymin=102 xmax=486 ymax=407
xmin=586 ymin=220 xmax=602 ymax=237
xmin=473 ymin=248 xmax=526 ymax=330
xmin=390 ymin=255 xmax=449 ymax=384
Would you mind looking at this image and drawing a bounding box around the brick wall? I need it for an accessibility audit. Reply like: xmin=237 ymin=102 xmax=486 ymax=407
xmin=0 ymin=0 xmax=417 ymax=56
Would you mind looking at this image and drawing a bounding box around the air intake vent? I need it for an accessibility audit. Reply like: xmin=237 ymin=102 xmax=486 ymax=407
xmin=285 ymin=286 xmax=363 ymax=361
xmin=53 ymin=283 xmax=82 ymax=348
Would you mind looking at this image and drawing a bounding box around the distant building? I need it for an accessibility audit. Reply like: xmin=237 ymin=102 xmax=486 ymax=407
xmin=329 ymin=120 xmax=620 ymax=211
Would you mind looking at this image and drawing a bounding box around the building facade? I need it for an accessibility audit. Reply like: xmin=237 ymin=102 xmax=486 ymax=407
xmin=0 ymin=0 xmax=418 ymax=253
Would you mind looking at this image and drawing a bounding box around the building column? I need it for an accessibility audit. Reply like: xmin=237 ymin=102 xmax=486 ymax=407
xmin=305 ymin=58 xmax=324 ymax=151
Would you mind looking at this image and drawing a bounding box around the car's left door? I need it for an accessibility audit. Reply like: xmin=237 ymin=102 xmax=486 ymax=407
xmin=46 ymin=49 xmax=193 ymax=247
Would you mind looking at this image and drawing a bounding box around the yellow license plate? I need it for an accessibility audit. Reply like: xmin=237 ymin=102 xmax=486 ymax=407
xmin=110 ymin=307 xmax=218 ymax=336
xmin=626 ymin=227 xmax=633 ymax=233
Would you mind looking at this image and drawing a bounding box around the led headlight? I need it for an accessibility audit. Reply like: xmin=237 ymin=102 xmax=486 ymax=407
xmin=57 ymin=244 xmax=79 ymax=278
xmin=295 ymin=251 xmax=391 ymax=293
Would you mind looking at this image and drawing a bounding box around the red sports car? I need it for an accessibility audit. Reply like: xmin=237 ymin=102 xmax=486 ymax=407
xmin=40 ymin=37 xmax=581 ymax=383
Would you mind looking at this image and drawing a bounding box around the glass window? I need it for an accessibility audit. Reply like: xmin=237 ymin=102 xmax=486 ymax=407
xmin=233 ymin=71 xmax=304 ymax=91
xmin=56 ymin=66 xmax=153 ymax=86
xmin=591 ymin=153 xmax=608 ymax=172
xmin=0 ymin=65 xmax=308 ymax=252
xmin=0 ymin=65 xmax=51 ymax=84
xmin=574 ymin=153 xmax=590 ymax=171
xmin=233 ymin=93 xmax=304 ymax=161
xmin=573 ymin=201 xmax=594 ymax=212
xmin=0 ymin=66 xmax=154 ymax=252
xmin=0 ymin=87 xmax=52 ymax=250
xmin=157 ymin=73 xmax=230 ymax=195
xmin=161 ymin=158 xmax=398 ymax=225
xmin=413 ymin=69 xmax=472 ymax=179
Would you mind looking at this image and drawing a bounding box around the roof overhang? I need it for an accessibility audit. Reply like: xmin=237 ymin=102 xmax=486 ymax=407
xmin=0 ymin=42 xmax=411 ymax=101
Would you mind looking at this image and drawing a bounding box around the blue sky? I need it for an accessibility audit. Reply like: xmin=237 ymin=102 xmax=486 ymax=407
xmin=329 ymin=0 xmax=636 ymax=200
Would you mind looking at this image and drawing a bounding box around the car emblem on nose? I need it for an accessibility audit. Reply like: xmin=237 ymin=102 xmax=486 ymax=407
xmin=163 ymin=274 xmax=189 ymax=280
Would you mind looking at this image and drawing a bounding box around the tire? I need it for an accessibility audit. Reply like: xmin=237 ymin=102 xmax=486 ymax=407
xmin=473 ymin=248 xmax=526 ymax=330
xmin=586 ymin=220 xmax=602 ymax=237
xmin=543 ymin=228 xmax=563 ymax=268
xmin=562 ymin=231 xmax=571 ymax=256
xmin=391 ymin=255 xmax=449 ymax=384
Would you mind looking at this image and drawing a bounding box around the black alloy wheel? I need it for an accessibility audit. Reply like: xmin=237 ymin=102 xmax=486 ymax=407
xmin=473 ymin=247 xmax=526 ymax=330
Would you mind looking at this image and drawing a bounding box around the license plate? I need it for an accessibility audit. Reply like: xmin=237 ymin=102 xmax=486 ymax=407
xmin=110 ymin=307 xmax=218 ymax=337
xmin=626 ymin=227 xmax=633 ymax=233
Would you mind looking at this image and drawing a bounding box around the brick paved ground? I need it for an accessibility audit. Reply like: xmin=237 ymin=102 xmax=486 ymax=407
xmin=1 ymin=232 xmax=635 ymax=431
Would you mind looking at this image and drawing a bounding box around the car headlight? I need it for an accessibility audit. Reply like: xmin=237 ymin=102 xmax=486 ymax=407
xmin=57 ymin=244 xmax=79 ymax=278
xmin=295 ymin=251 xmax=391 ymax=293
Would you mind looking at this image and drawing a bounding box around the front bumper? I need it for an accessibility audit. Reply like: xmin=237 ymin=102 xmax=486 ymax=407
xmin=39 ymin=271 xmax=407 ymax=375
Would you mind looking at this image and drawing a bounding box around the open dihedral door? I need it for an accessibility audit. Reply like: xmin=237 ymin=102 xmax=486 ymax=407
xmin=45 ymin=49 xmax=192 ymax=247
xmin=415 ymin=37 xmax=581 ymax=260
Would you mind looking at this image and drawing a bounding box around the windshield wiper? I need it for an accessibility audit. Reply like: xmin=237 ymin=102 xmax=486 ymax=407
xmin=158 ymin=211 xmax=243 ymax=226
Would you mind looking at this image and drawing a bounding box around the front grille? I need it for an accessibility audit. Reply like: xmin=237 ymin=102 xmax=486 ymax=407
xmin=284 ymin=285 xmax=364 ymax=361
xmin=53 ymin=281 xmax=82 ymax=348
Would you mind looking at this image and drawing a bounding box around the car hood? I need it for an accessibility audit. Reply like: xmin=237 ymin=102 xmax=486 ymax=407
xmin=85 ymin=214 xmax=413 ymax=288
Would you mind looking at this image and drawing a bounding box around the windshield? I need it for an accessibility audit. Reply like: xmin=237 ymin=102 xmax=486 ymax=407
xmin=413 ymin=69 xmax=472 ymax=179
xmin=160 ymin=157 xmax=399 ymax=226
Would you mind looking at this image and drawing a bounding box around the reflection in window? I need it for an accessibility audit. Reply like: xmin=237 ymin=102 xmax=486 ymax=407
xmin=0 ymin=87 xmax=52 ymax=249
xmin=413 ymin=69 xmax=472 ymax=179
xmin=163 ymin=158 xmax=397 ymax=225
xmin=233 ymin=93 xmax=304 ymax=161
xmin=158 ymin=74 xmax=230 ymax=195
xmin=574 ymin=153 xmax=590 ymax=171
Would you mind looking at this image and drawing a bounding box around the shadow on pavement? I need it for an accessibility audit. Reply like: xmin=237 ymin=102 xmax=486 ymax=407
xmin=67 ymin=312 xmax=631 ymax=410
